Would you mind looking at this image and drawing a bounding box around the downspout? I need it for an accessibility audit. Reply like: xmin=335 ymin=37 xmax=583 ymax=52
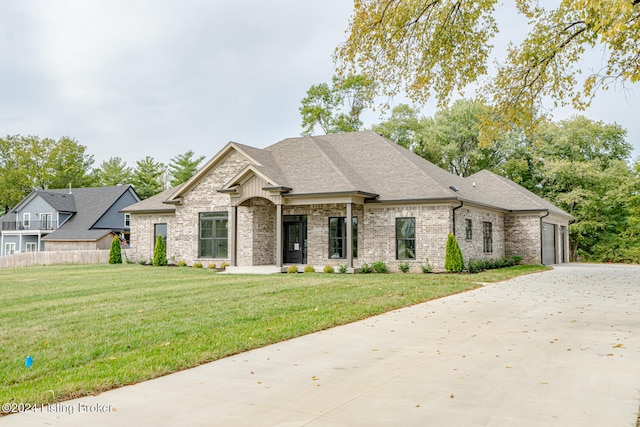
xmin=540 ymin=210 xmax=550 ymax=264
xmin=452 ymin=201 xmax=464 ymax=236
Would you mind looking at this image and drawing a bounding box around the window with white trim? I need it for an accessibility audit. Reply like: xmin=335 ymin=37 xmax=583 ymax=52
xmin=23 ymin=213 xmax=31 ymax=228
xmin=5 ymin=242 xmax=16 ymax=255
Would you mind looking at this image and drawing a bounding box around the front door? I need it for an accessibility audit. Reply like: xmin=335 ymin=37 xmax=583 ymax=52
xmin=283 ymin=216 xmax=307 ymax=264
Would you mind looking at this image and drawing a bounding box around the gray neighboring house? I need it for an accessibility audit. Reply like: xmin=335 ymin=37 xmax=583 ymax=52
xmin=1 ymin=185 xmax=140 ymax=256
xmin=122 ymin=131 xmax=572 ymax=271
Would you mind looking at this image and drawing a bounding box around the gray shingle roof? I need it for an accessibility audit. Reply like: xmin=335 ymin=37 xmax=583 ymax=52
xmin=42 ymin=185 xmax=136 ymax=241
xmin=120 ymin=185 xmax=181 ymax=213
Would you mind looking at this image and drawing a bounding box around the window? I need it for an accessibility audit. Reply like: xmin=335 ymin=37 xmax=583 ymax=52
xmin=40 ymin=213 xmax=52 ymax=229
xmin=124 ymin=213 xmax=131 ymax=227
xmin=483 ymin=222 xmax=493 ymax=253
xmin=199 ymin=212 xmax=228 ymax=258
xmin=26 ymin=242 xmax=37 ymax=252
xmin=154 ymin=223 xmax=167 ymax=248
xmin=396 ymin=217 xmax=416 ymax=260
xmin=465 ymin=219 xmax=472 ymax=240
xmin=329 ymin=217 xmax=358 ymax=259
xmin=5 ymin=242 xmax=16 ymax=255
xmin=23 ymin=213 xmax=31 ymax=229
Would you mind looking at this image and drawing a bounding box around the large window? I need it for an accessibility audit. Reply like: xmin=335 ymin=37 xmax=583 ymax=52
xmin=26 ymin=242 xmax=37 ymax=252
xmin=40 ymin=213 xmax=52 ymax=230
xmin=396 ymin=217 xmax=416 ymax=260
xmin=154 ymin=223 xmax=167 ymax=247
xmin=5 ymin=242 xmax=16 ymax=255
xmin=483 ymin=222 xmax=493 ymax=253
xmin=23 ymin=213 xmax=30 ymax=229
xmin=199 ymin=212 xmax=228 ymax=258
xmin=329 ymin=217 xmax=358 ymax=259
xmin=465 ymin=219 xmax=472 ymax=240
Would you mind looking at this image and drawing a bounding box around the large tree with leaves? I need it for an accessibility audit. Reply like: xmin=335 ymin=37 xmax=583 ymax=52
xmin=0 ymin=135 xmax=94 ymax=213
xmin=168 ymin=150 xmax=205 ymax=187
xmin=336 ymin=0 xmax=640 ymax=140
xmin=130 ymin=156 xmax=166 ymax=200
xmin=93 ymin=157 xmax=133 ymax=187
xmin=300 ymin=74 xmax=375 ymax=135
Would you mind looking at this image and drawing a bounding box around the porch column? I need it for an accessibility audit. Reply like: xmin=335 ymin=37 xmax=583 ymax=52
xmin=276 ymin=204 xmax=283 ymax=267
xmin=229 ymin=206 xmax=237 ymax=266
xmin=346 ymin=202 xmax=353 ymax=269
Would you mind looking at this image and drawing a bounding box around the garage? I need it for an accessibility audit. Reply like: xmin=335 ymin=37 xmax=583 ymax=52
xmin=541 ymin=222 xmax=556 ymax=265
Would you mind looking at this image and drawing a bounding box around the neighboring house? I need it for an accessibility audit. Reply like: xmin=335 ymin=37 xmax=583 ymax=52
xmin=122 ymin=131 xmax=572 ymax=271
xmin=1 ymin=185 xmax=140 ymax=256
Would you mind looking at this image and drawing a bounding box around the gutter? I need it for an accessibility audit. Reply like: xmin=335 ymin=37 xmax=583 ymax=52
xmin=452 ymin=201 xmax=464 ymax=236
xmin=540 ymin=210 xmax=550 ymax=264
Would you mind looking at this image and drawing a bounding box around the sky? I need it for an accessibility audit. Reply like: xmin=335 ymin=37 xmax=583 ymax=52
xmin=1 ymin=1 xmax=639 ymax=169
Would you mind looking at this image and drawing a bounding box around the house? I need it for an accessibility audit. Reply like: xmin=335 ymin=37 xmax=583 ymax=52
xmin=122 ymin=131 xmax=572 ymax=271
xmin=1 ymin=185 xmax=140 ymax=256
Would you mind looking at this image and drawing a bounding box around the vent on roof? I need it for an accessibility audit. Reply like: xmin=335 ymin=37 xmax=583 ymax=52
xmin=449 ymin=185 xmax=459 ymax=192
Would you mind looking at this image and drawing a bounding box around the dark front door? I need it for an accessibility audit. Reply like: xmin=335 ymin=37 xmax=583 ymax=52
xmin=284 ymin=217 xmax=307 ymax=264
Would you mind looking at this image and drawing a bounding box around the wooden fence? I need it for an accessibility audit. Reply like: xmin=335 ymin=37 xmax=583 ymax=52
xmin=0 ymin=250 xmax=110 ymax=269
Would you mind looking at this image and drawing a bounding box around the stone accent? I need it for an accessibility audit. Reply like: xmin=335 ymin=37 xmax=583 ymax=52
xmin=128 ymin=213 xmax=173 ymax=263
xmin=504 ymin=214 xmax=541 ymax=264
xmin=237 ymin=198 xmax=276 ymax=266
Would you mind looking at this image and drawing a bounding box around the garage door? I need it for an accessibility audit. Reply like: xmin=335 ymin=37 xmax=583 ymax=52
xmin=541 ymin=223 xmax=556 ymax=265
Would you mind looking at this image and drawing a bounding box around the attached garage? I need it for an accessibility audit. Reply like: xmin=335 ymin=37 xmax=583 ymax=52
xmin=541 ymin=222 xmax=556 ymax=265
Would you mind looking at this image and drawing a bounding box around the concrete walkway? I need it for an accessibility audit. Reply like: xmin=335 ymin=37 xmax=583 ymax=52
xmin=3 ymin=264 xmax=639 ymax=426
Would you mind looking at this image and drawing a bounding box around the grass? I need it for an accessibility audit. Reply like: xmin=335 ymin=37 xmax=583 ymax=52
xmin=0 ymin=263 xmax=547 ymax=409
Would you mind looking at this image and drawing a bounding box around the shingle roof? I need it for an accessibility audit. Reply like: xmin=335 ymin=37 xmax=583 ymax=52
xmin=42 ymin=185 xmax=136 ymax=241
xmin=120 ymin=185 xmax=181 ymax=213
xmin=123 ymin=131 xmax=571 ymax=218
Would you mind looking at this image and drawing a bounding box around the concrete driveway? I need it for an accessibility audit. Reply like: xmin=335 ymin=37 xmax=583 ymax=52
xmin=3 ymin=263 xmax=639 ymax=426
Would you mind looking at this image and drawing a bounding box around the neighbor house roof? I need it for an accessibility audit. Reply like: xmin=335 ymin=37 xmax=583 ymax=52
xmin=126 ymin=131 xmax=572 ymax=218
xmin=39 ymin=185 xmax=138 ymax=241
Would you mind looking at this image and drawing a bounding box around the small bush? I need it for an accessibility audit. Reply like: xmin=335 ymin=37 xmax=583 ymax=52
xmin=466 ymin=255 xmax=524 ymax=273
xmin=444 ymin=233 xmax=464 ymax=273
xmin=467 ymin=259 xmax=482 ymax=274
xmin=372 ymin=260 xmax=388 ymax=274
xmin=108 ymin=236 xmax=122 ymax=264
xmin=420 ymin=258 xmax=433 ymax=273
xmin=337 ymin=263 xmax=348 ymax=274
xmin=323 ymin=265 xmax=335 ymax=274
xmin=304 ymin=265 xmax=316 ymax=273
xmin=287 ymin=265 xmax=299 ymax=274
xmin=153 ymin=235 xmax=167 ymax=266
xmin=398 ymin=262 xmax=410 ymax=273
xmin=192 ymin=262 xmax=203 ymax=268
xmin=220 ymin=262 xmax=230 ymax=269
xmin=177 ymin=261 xmax=187 ymax=267
xmin=360 ymin=263 xmax=372 ymax=274
xmin=207 ymin=263 xmax=217 ymax=269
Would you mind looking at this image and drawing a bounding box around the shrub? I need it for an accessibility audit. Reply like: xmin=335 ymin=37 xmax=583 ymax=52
xmin=220 ymin=262 xmax=230 ymax=269
xmin=337 ymin=263 xmax=348 ymax=274
xmin=287 ymin=265 xmax=299 ymax=274
xmin=360 ymin=263 xmax=372 ymax=274
xmin=420 ymin=258 xmax=433 ymax=273
xmin=372 ymin=260 xmax=388 ymax=273
xmin=323 ymin=265 xmax=335 ymax=273
xmin=511 ymin=255 xmax=523 ymax=265
xmin=444 ymin=233 xmax=464 ymax=273
xmin=192 ymin=262 xmax=203 ymax=268
xmin=467 ymin=259 xmax=482 ymax=274
xmin=153 ymin=235 xmax=167 ymax=266
xmin=398 ymin=262 xmax=410 ymax=273
xmin=177 ymin=261 xmax=187 ymax=267
xmin=108 ymin=236 xmax=122 ymax=264
xmin=304 ymin=265 xmax=316 ymax=273
xmin=207 ymin=263 xmax=217 ymax=269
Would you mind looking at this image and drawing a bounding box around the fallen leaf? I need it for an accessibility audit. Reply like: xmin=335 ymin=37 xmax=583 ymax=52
xmin=311 ymin=376 xmax=319 ymax=381
xmin=539 ymin=381 xmax=548 ymax=385
xmin=613 ymin=343 xmax=624 ymax=348
xmin=450 ymin=393 xmax=455 ymax=398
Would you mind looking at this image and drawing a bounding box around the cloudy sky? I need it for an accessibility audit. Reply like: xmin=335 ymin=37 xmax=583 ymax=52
xmin=1 ymin=1 xmax=639 ymax=169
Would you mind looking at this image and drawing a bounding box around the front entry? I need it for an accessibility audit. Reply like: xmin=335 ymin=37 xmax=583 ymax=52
xmin=283 ymin=216 xmax=307 ymax=264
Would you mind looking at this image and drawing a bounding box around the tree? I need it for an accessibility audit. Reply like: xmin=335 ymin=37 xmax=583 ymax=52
xmin=153 ymin=234 xmax=167 ymax=266
xmin=300 ymin=74 xmax=375 ymax=135
xmin=444 ymin=233 xmax=464 ymax=272
xmin=93 ymin=157 xmax=132 ymax=187
xmin=372 ymin=104 xmax=425 ymax=151
xmin=168 ymin=150 xmax=205 ymax=187
xmin=109 ymin=236 xmax=122 ymax=264
xmin=0 ymin=135 xmax=94 ymax=212
xmin=336 ymin=1 xmax=640 ymax=142
xmin=130 ymin=156 xmax=166 ymax=199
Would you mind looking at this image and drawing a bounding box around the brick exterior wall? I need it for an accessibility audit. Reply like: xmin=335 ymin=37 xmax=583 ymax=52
xmin=504 ymin=214 xmax=541 ymax=264
xmin=237 ymin=198 xmax=276 ymax=266
xmin=455 ymin=206 xmax=505 ymax=263
xmin=127 ymin=213 xmax=174 ymax=263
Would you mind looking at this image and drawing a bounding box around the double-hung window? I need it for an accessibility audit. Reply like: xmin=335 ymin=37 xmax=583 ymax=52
xmin=465 ymin=219 xmax=472 ymax=240
xmin=328 ymin=217 xmax=358 ymax=259
xmin=483 ymin=222 xmax=493 ymax=253
xmin=396 ymin=217 xmax=416 ymax=260
xmin=23 ymin=213 xmax=31 ymax=229
xmin=199 ymin=212 xmax=228 ymax=258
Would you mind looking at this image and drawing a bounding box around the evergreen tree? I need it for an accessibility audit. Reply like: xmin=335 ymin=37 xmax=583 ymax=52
xmin=444 ymin=233 xmax=464 ymax=273
xmin=153 ymin=234 xmax=167 ymax=266
xmin=109 ymin=236 xmax=122 ymax=264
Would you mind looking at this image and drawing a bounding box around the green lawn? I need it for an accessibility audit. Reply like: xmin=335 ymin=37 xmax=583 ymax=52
xmin=0 ymin=263 xmax=547 ymax=408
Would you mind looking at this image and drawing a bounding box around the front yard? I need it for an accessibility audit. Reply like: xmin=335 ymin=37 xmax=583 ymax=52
xmin=0 ymin=263 xmax=546 ymax=410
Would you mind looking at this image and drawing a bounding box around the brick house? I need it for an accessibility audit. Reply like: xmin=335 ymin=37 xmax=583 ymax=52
xmin=122 ymin=131 xmax=572 ymax=272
